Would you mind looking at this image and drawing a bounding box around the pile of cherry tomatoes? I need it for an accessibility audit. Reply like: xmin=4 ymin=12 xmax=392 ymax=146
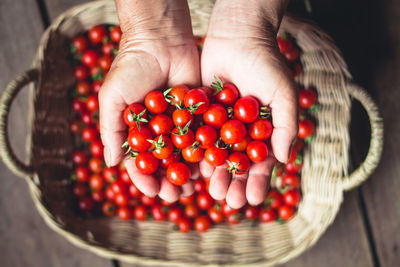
xmin=69 ymin=24 xmax=317 ymax=232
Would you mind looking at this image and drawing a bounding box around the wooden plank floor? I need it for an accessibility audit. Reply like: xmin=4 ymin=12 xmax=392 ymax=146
xmin=0 ymin=0 xmax=398 ymax=266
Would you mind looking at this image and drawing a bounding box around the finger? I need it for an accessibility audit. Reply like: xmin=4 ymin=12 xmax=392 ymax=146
xmin=167 ymin=45 xmax=201 ymax=88
xmin=181 ymin=180 xmax=195 ymax=197
xmin=125 ymin=158 xmax=160 ymax=197
xmin=199 ymin=159 xmax=215 ymax=178
xmin=158 ymin=176 xmax=180 ymax=203
xmin=246 ymin=155 xmax=275 ymax=206
xmin=225 ymin=172 xmax=248 ymax=209
xmin=208 ymin=166 xmax=230 ymax=200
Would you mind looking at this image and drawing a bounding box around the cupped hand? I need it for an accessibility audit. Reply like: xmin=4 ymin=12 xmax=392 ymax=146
xmin=99 ymin=0 xmax=200 ymax=202
xmin=200 ymin=0 xmax=297 ymax=209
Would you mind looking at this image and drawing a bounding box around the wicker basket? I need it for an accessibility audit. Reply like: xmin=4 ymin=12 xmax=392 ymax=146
xmin=0 ymin=0 xmax=383 ymax=266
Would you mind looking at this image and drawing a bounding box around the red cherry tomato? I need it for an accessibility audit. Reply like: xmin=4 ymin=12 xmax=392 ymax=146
xmin=204 ymin=146 xmax=228 ymax=167
xmin=72 ymin=98 xmax=86 ymax=113
xmin=150 ymin=135 xmax=174 ymax=159
xmin=98 ymin=55 xmax=113 ymax=71
xmin=167 ymin=84 xmax=189 ymax=106
xmin=120 ymin=170 xmax=131 ymax=184
xmin=168 ymin=206 xmax=183 ymax=223
xmin=76 ymin=81 xmax=91 ymax=96
xmin=92 ymin=80 xmax=102 ymax=93
xmin=282 ymin=173 xmax=300 ymax=189
xmin=89 ymin=173 xmax=105 ymax=190
xmin=133 ymin=205 xmax=147 ymax=221
xmin=90 ymin=140 xmax=104 ymax=158
xmin=284 ymin=47 xmax=299 ymax=62
xmin=86 ymin=94 xmax=99 ymax=112
xmin=278 ymin=205 xmax=295 ymax=220
xmin=73 ymin=183 xmax=88 ymax=197
xmin=111 ymin=180 xmax=127 ymax=195
xmin=222 ymin=201 xmax=240 ymax=216
xmin=172 ymin=109 xmax=193 ymax=127
xmin=75 ymin=166 xmax=90 ymax=182
xmin=248 ymin=119 xmax=273 ymax=140
xmin=72 ymin=150 xmax=87 ymax=165
xmin=102 ymin=201 xmax=116 ymax=217
xmin=110 ymin=25 xmax=122 ymax=43
xmin=89 ymin=157 xmax=103 ymax=173
xmin=82 ymin=127 xmax=98 ymax=142
xmin=194 ymin=179 xmax=206 ymax=192
xmin=277 ymin=36 xmax=293 ymax=53
xmin=208 ymin=207 xmax=224 ymax=224
xmin=82 ymin=50 xmax=99 ymax=68
xmin=234 ymin=96 xmax=260 ymax=123
xmin=185 ymin=204 xmax=199 ymax=218
xmin=145 ymin=90 xmax=168 ymax=114
xmin=71 ymin=36 xmax=88 ymax=53
xmin=246 ymin=141 xmax=269 ymax=163
xmin=214 ymin=82 xmax=239 ymax=106
xmin=80 ymin=111 xmax=94 ymax=125
xmin=182 ymin=146 xmax=204 ymax=163
xmin=74 ymin=65 xmax=89 ymax=80
xmin=118 ymin=206 xmax=132 ymax=221
xmin=197 ymin=192 xmax=214 ymax=210
xmin=195 ymin=125 xmax=217 ymax=149
xmin=203 ymin=103 xmax=228 ymax=128
xmin=79 ymin=197 xmax=94 ymax=211
xmin=149 ymin=114 xmax=173 ymax=136
xmin=171 ymin=127 xmax=194 ymax=149
xmin=135 ymin=151 xmax=159 ymax=174
xmin=103 ymin=166 xmax=119 ymax=183
xmin=179 ymin=194 xmax=195 ymax=205
xmin=232 ymin=135 xmax=251 ymax=152
xmin=141 ymin=195 xmax=157 ymax=206
xmin=177 ymin=217 xmax=192 ymax=233
xmin=266 ymin=189 xmax=283 ymax=209
xmin=105 ymin=186 xmax=115 ymax=200
xmin=259 ymin=208 xmax=277 ymax=222
xmin=89 ymin=25 xmax=107 ymax=44
xmin=160 ymin=152 xmax=180 ymax=169
xmin=184 ymin=88 xmax=210 ymax=114
xmin=283 ymin=190 xmax=301 ymax=206
xmin=226 ymin=213 xmax=241 ymax=225
xmin=92 ymin=190 xmax=105 ymax=203
xmin=123 ymin=103 xmax=147 ymax=127
xmin=115 ymin=192 xmax=130 ymax=206
xmin=129 ymin=183 xmax=142 ymax=197
xmin=220 ymin=119 xmax=246 ymax=144
xmin=227 ymin=152 xmax=250 ymax=174
xmin=298 ymin=119 xmax=315 ymax=139
xmin=127 ymin=126 xmax=153 ymax=152
xmin=299 ymin=88 xmax=317 ymax=109
xmin=167 ymin=162 xmax=191 ymax=185
xmin=102 ymin=41 xmax=117 ymax=56
xmin=151 ymin=204 xmax=167 ymax=221
xmin=244 ymin=206 xmax=260 ymax=220
xmin=194 ymin=216 xmax=212 ymax=232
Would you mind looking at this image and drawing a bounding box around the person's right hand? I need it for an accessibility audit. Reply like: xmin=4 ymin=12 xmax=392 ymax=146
xmin=99 ymin=0 xmax=200 ymax=202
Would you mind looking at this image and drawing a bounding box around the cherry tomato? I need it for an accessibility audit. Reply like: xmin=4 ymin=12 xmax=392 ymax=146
xmin=248 ymin=119 xmax=273 ymax=140
xmin=184 ymin=88 xmax=210 ymax=114
xmin=145 ymin=90 xmax=168 ymax=114
xmin=234 ymin=96 xmax=260 ymax=123
xmin=246 ymin=141 xmax=269 ymax=163
xmin=204 ymin=146 xmax=228 ymax=167
xmin=244 ymin=206 xmax=259 ymax=220
xmin=283 ymin=190 xmax=301 ymax=207
xmin=90 ymin=140 xmax=104 ymax=158
xmin=226 ymin=213 xmax=241 ymax=225
xmin=227 ymin=152 xmax=250 ymax=174
xmin=76 ymin=81 xmax=91 ymax=96
xmin=160 ymin=152 xmax=180 ymax=168
xmin=74 ymin=65 xmax=89 ymax=80
xmin=102 ymin=201 xmax=116 ymax=217
xmin=185 ymin=204 xmax=199 ymax=218
xmin=179 ymin=194 xmax=195 ymax=205
xmin=177 ymin=217 xmax=192 ymax=233
xmin=89 ymin=25 xmax=107 ymax=44
xmin=80 ymin=111 xmax=94 ymax=125
xmin=194 ymin=216 xmax=212 ymax=232
xmin=111 ymin=180 xmax=127 ymax=195
xmin=203 ymin=103 xmax=228 ymax=128
xmin=127 ymin=126 xmax=153 ymax=152
xmin=89 ymin=157 xmax=103 ymax=173
xmin=298 ymin=119 xmax=315 ymax=139
xmin=172 ymin=109 xmax=193 ymax=127
xmin=98 ymin=55 xmax=113 ymax=71
xmin=89 ymin=173 xmax=105 ymax=190
xmin=277 ymin=36 xmax=293 ymax=53
xmin=284 ymin=47 xmax=299 ymax=62
xmin=129 ymin=183 xmax=142 ymax=198
xmin=259 ymin=208 xmax=277 ymax=222
xmin=79 ymin=197 xmax=94 ymax=211
xmin=72 ymin=150 xmax=87 ymax=165
xmin=278 ymin=205 xmax=295 ymax=220
xmin=71 ymin=36 xmax=88 ymax=53
xmin=120 ymin=170 xmax=131 ymax=184
xmin=182 ymin=146 xmax=204 ymax=163
xmin=149 ymin=114 xmax=173 ymax=136
xmin=75 ymin=166 xmax=90 ymax=182
xmin=299 ymin=88 xmax=317 ymax=109
xmin=171 ymin=127 xmax=194 ymax=149
xmin=151 ymin=204 xmax=167 ymax=221
xmin=115 ymin=192 xmax=130 ymax=206
xmin=118 ymin=206 xmax=132 ymax=220
xmin=110 ymin=25 xmax=122 ymax=43
xmin=91 ymin=190 xmax=105 ymax=202
xmin=168 ymin=206 xmax=183 ymax=223
xmin=102 ymin=41 xmax=117 ymax=56
xmin=285 ymin=149 xmax=303 ymax=173
xmin=86 ymin=94 xmax=99 ymax=112
xmin=90 ymin=66 xmax=104 ymax=81
xmin=282 ymin=173 xmax=300 ymax=189
xmin=150 ymin=135 xmax=174 ymax=159
xmin=133 ymin=205 xmax=148 ymax=221
xmin=82 ymin=50 xmax=99 ymax=67
xmin=197 ymin=192 xmax=214 ymax=210
xmin=222 ymin=201 xmax=240 ymax=216
xmin=141 ymin=195 xmax=157 ymax=206
xmin=213 ymin=82 xmax=239 ymax=106
xmin=82 ymin=127 xmax=98 ymax=142
xmin=70 ymin=120 xmax=83 ymax=134
xmin=105 ymin=186 xmax=115 ymax=200
xmin=123 ymin=103 xmax=147 ymax=127
xmin=72 ymin=98 xmax=86 ymax=113
xmin=92 ymin=80 xmax=102 ymax=93
xmin=103 ymin=166 xmax=119 ymax=183
xmin=220 ymin=119 xmax=246 ymax=144
xmin=194 ymin=179 xmax=206 ymax=192
xmin=208 ymin=207 xmax=224 ymax=224
xmin=232 ymin=135 xmax=251 ymax=152
xmin=167 ymin=84 xmax=189 ymax=106
xmin=195 ymin=125 xmax=217 ymax=149
xmin=266 ymin=189 xmax=283 ymax=209
xmin=167 ymin=162 xmax=191 ymax=186
xmin=73 ymin=183 xmax=88 ymax=197
xmin=135 ymin=151 xmax=159 ymax=174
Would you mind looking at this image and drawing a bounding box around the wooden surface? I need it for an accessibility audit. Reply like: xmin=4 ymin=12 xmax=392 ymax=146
xmin=0 ymin=0 xmax=398 ymax=266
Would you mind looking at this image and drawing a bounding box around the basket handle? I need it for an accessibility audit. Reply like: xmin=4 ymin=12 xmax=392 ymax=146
xmin=0 ymin=69 xmax=38 ymax=178
xmin=342 ymin=83 xmax=384 ymax=191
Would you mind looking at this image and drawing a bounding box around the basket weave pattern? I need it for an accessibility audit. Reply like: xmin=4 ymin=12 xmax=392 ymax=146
xmin=0 ymin=0 xmax=383 ymax=266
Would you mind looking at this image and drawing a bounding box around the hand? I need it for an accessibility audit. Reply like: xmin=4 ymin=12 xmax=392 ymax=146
xmin=99 ymin=0 xmax=200 ymax=202
xmin=200 ymin=0 xmax=297 ymax=209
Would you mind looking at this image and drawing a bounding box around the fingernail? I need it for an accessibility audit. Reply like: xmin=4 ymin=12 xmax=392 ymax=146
xmin=104 ymin=146 xmax=111 ymax=167
xmin=286 ymin=142 xmax=294 ymax=164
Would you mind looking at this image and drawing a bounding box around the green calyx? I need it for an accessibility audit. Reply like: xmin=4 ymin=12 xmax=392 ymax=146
xmin=187 ymin=102 xmax=205 ymax=114
xmin=172 ymin=120 xmax=192 ymax=136
xmin=129 ymin=108 xmax=148 ymax=131
xmin=211 ymin=76 xmax=224 ymax=96
xmin=147 ymin=135 xmax=166 ymax=151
